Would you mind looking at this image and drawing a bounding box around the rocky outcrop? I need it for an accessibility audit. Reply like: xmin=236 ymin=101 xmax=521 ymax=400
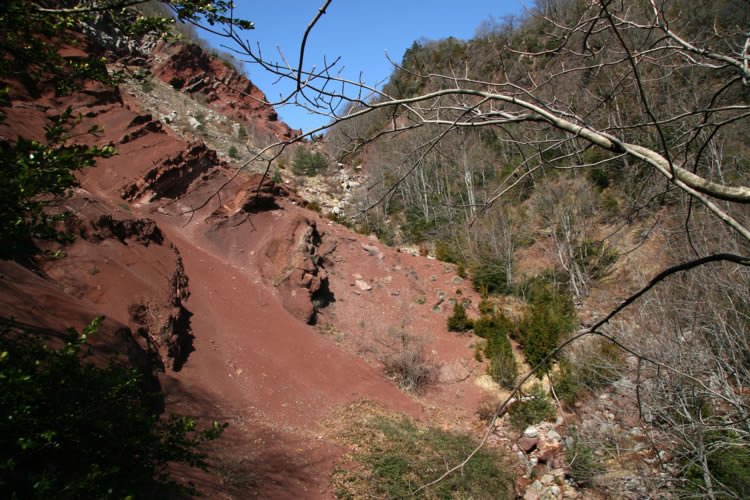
xmin=41 ymin=200 xmax=195 ymax=372
xmin=236 ymin=173 xmax=290 ymax=213
xmin=86 ymin=214 xmax=165 ymax=246
xmin=148 ymin=40 xmax=299 ymax=141
xmin=127 ymin=255 xmax=192 ymax=371
xmin=260 ymin=216 xmax=333 ymax=324
xmin=121 ymin=142 xmax=222 ymax=202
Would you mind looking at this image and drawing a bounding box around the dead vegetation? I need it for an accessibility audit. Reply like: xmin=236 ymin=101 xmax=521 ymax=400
xmin=380 ymin=330 xmax=439 ymax=394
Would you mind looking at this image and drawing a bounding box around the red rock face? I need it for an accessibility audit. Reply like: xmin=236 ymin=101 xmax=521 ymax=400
xmin=0 ymin=31 xmax=500 ymax=498
xmin=149 ymin=40 xmax=300 ymax=141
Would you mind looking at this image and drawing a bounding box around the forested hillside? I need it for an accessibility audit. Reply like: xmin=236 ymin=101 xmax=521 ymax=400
xmin=325 ymin=0 xmax=750 ymax=496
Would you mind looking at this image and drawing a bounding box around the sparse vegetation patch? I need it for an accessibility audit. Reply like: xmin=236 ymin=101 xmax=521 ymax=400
xmin=330 ymin=403 xmax=514 ymax=499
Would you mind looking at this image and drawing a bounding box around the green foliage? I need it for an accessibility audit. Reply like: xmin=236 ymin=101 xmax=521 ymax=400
xmin=0 ymin=107 xmax=115 ymax=259
xmin=0 ymin=1 xmax=119 ymax=96
xmin=307 ymin=200 xmax=322 ymax=213
xmin=237 ymin=124 xmax=248 ymax=140
xmin=575 ymin=239 xmax=618 ymax=280
xmin=516 ymin=272 xmax=576 ymax=373
xmin=447 ymin=302 xmax=473 ymax=332
xmin=271 ymin=168 xmax=282 ymax=183
xmin=335 ymin=412 xmax=513 ymax=499
xmin=601 ymin=192 xmax=620 ymax=219
xmin=552 ymin=340 xmax=622 ymax=408
xmin=478 ymin=298 xmax=494 ymax=315
xmin=508 ymin=383 xmax=556 ymax=431
xmin=292 ymin=147 xmax=328 ymax=176
xmin=565 ymin=426 xmax=602 ymax=487
xmin=0 ymin=318 xmax=225 ymax=498
xmin=474 ymin=314 xmax=517 ymax=388
xmin=228 ymin=145 xmax=239 ymax=159
xmin=471 ymin=258 xmax=512 ymax=295
xmin=434 ymin=239 xmax=465 ymax=265
xmin=682 ymin=431 xmax=750 ymax=498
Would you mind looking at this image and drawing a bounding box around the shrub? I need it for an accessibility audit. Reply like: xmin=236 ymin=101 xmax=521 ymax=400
xmin=0 ymin=107 xmax=114 ymax=259
xmin=508 ymin=383 xmax=556 ymax=431
xmin=140 ymin=77 xmax=154 ymax=93
xmin=552 ymin=339 xmax=622 ymax=407
xmin=575 ymin=239 xmax=618 ymax=280
xmin=236 ymin=124 xmax=247 ymax=140
xmin=565 ymin=426 xmax=603 ymax=487
xmin=447 ymin=302 xmax=473 ymax=332
xmin=292 ymin=147 xmax=327 ymax=176
xmin=471 ymin=258 xmax=512 ymax=295
xmin=381 ymin=332 xmax=438 ymax=394
xmin=435 ymin=240 xmax=464 ymax=264
xmin=478 ymin=298 xmax=494 ymax=315
xmin=683 ymin=431 xmax=750 ymax=498
xmin=227 ymin=145 xmax=239 ymax=159
xmin=307 ymin=200 xmax=322 ymax=213
xmin=516 ymin=272 xmax=575 ymax=373
xmin=474 ymin=314 xmax=517 ymax=388
xmin=0 ymin=318 xmax=225 ymax=498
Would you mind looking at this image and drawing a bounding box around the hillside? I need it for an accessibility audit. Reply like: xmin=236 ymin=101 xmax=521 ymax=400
xmin=0 ymin=4 xmax=522 ymax=499
xmin=1 ymin=1 xmax=749 ymax=499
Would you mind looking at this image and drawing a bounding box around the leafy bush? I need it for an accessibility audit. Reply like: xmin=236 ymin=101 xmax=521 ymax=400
xmin=552 ymin=340 xmax=622 ymax=407
xmin=0 ymin=107 xmax=114 ymax=259
xmin=434 ymin=239 xmax=465 ymax=264
xmin=478 ymin=298 xmax=495 ymax=315
xmin=471 ymin=258 xmax=512 ymax=295
xmin=334 ymin=410 xmax=513 ymax=499
xmin=508 ymin=383 xmax=556 ymax=431
xmin=474 ymin=314 xmax=517 ymax=388
xmin=0 ymin=319 xmax=225 ymax=498
xmin=307 ymin=200 xmax=322 ymax=213
xmin=228 ymin=145 xmax=239 ymax=159
xmin=292 ymin=147 xmax=327 ymax=176
xmin=236 ymin=124 xmax=247 ymax=140
xmin=139 ymin=75 xmax=155 ymax=93
xmin=516 ymin=272 xmax=575 ymax=373
xmin=272 ymin=168 xmax=282 ymax=183
xmin=682 ymin=431 xmax=750 ymax=498
xmin=447 ymin=302 xmax=473 ymax=332
xmin=565 ymin=426 xmax=603 ymax=487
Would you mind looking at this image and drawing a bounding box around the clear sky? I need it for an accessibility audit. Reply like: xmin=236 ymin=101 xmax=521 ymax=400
xmin=199 ymin=1 xmax=526 ymax=132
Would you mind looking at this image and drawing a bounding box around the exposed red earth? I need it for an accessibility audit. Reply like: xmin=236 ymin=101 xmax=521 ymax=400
xmin=0 ymin=55 xmax=494 ymax=497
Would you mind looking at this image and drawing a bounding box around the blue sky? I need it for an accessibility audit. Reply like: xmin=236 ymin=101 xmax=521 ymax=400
xmin=200 ymin=1 xmax=526 ymax=131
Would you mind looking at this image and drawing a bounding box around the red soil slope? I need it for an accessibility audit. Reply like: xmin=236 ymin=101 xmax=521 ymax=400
xmin=0 ymin=77 xmax=489 ymax=498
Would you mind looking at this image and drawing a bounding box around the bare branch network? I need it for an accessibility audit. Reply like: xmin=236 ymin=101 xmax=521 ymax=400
xmin=87 ymin=0 xmax=750 ymax=496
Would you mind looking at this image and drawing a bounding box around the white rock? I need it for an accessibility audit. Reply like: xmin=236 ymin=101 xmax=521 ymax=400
xmin=546 ymin=429 xmax=561 ymax=441
xmin=355 ymin=279 xmax=372 ymax=291
xmin=524 ymin=426 xmax=539 ymax=438
xmin=188 ymin=116 xmax=202 ymax=130
xmin=161 ymin=111 xmax=177 ymax=124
